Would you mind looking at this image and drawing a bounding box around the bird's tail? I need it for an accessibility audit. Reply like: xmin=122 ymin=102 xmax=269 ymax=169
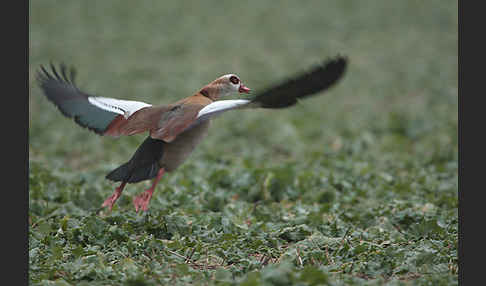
xmin=106 ymin=136 xmax=165 ymax=183
xmin=105 ymin=161 xmax=132 ymax=182
xmin=106 ymin=161 xmax=162 ymax=183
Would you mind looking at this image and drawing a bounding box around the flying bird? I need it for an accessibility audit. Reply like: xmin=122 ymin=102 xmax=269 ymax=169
xmin=36 ymin=56 xmax=348 ymax=212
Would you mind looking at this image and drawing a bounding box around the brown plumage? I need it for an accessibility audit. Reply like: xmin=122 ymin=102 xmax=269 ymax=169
xmin=36 ymin=56 xmax=347 ymax=212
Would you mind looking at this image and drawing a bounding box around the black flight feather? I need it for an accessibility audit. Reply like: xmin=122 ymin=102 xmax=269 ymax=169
xmin=250 ymin=56 xmax=348 ymax=108
xmin=36 ymin=63 xmax=119 ymax=135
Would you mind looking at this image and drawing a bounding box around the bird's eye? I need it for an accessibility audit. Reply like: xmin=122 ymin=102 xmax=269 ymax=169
xmin=230 ymin=76 xmax=239 ymax=85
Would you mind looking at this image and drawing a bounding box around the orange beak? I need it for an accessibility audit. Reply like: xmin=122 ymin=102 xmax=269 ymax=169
xmin=239 ymin=84 xmax=251 ymax=94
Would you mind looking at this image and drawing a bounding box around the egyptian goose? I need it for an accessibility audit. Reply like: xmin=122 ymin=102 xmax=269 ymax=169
xmin=36 ymin=56 xmax=347 ymax=212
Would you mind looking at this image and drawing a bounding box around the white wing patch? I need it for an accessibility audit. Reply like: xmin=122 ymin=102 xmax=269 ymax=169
xmin=196 ymin=99 xmax=251 ymax=122
xmin=88 ymin=97 xmax=152 ymax=118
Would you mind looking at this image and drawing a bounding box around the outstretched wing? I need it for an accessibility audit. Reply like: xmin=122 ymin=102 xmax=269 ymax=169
xmin=38 ymin=56 xmax=347 ymax=141
xmin=250 ymin=56 xmax=348 ymax=108
xmin=36 ymin=64 xmax=155 ymax=136
xmin=195 ymin=99 xmax=251 ymax=122
xmin=190 ymin=55 xmax=348 ymax=127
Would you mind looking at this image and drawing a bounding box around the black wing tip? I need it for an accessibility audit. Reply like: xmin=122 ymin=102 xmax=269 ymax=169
xmin=36 ymin=62 xmax=82 ymax=117
xmin=36 ymin=62 xmax=106 ymax=133
xmin=319 ymin=54 xmax=348 ymax=75
xmin=327 ymin=54 xmax=348 ymax=64
xmin=36 ymin=62 xmax=78 ymax=88
xmin=329 ymin=54 xmax=349 ymax=63
xmin=252 ymin=54 xmax=349 ymax=108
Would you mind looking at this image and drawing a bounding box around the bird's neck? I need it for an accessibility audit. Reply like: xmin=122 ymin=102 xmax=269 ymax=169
xmin=198 ymin=84 xmax=223 ymax=101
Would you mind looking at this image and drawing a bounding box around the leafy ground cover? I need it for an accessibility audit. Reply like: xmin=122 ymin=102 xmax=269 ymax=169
xmin=29 ymin=1 xmax=457 ymax=285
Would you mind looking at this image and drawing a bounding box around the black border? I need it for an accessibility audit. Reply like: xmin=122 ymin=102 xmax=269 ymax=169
xmin=459 ymin=1 xmax=477 ymax=285
xmin=8 ymin=0 xmax=29 ymax=284
xmin=24 ymin=0 xmax=29 ymax=284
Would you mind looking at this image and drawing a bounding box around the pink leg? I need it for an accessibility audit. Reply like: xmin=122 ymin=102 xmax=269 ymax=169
xmin=101 ymin=182 xmax=127 ymax=211
xmin=133 ymin=168 xmax=165 ymax=212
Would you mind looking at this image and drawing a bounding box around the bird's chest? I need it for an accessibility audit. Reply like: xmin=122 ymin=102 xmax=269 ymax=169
xmin=159 ymin=120 xmax=211 ymax=171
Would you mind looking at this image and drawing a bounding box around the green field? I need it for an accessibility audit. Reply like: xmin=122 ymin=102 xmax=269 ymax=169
xmin=29 ymin=1 xmax=458 ymax=285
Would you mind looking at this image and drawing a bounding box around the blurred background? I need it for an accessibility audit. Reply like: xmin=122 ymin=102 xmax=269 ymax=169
xmin=29 ymin=0 xmax=457 ymax=197
xmin=29 ymin=1 xmax=458 ymax=283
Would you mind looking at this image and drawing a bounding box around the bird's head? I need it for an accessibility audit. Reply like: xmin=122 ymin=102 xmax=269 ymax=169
xmin=199 ymin=74 xmax=251 ymax=100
